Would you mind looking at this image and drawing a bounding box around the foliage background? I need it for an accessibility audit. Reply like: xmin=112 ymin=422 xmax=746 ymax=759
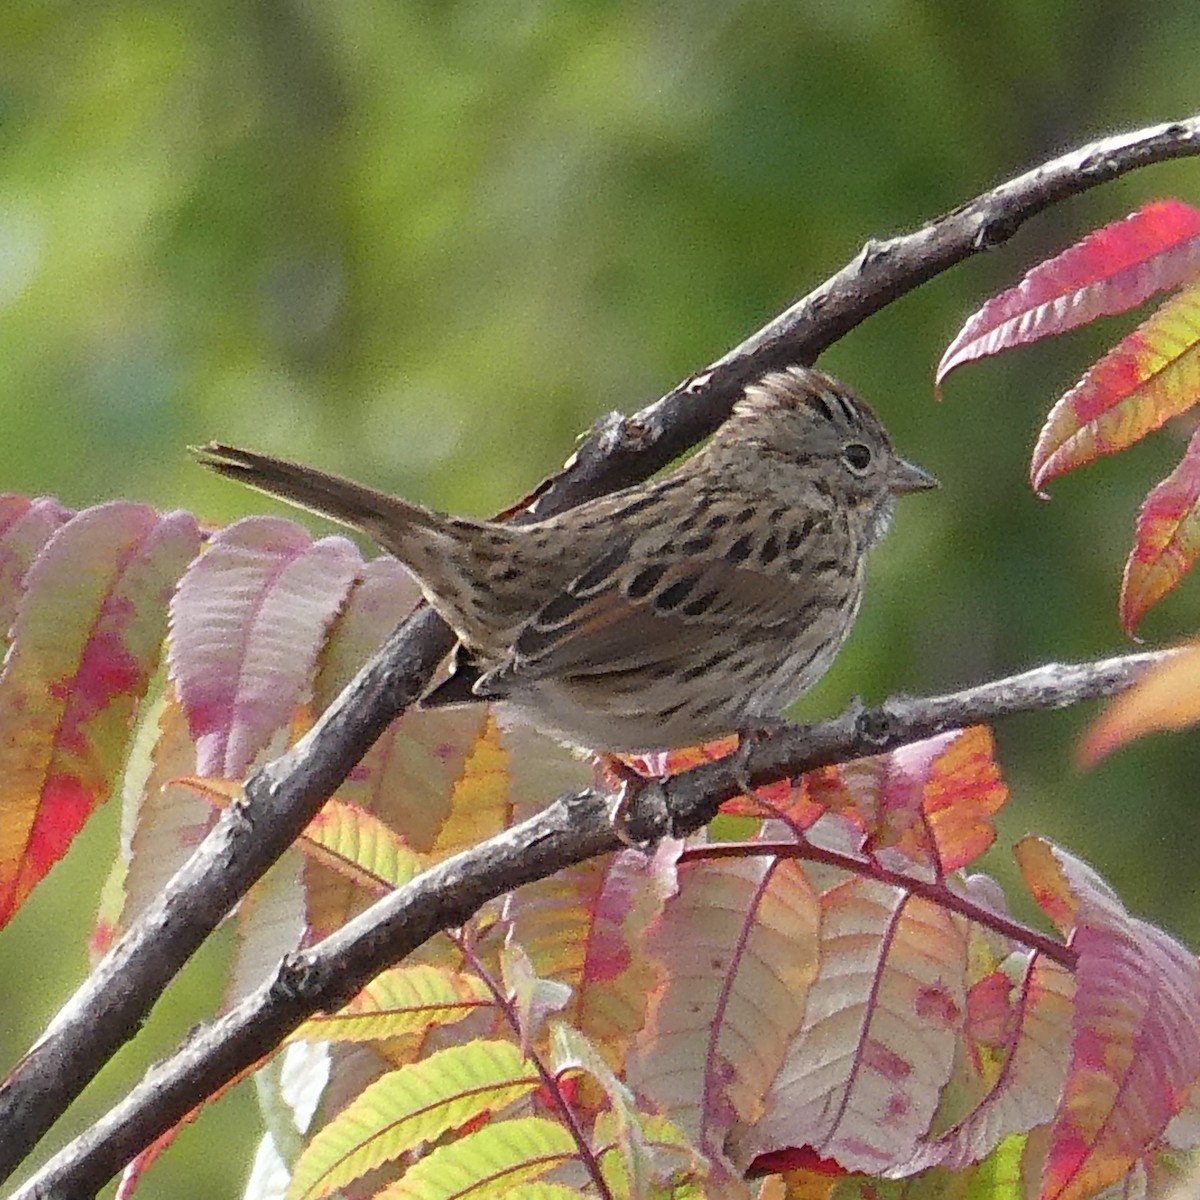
xmin=2 ymin=1 xmax=1199 ymax=1195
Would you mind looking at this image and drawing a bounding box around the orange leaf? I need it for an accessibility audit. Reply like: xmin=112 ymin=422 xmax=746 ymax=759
xmin=425 ymin=715 xmax=512 ymax=858
xmin=938 ymin=200 xmax=1200 ymax=391
xmin=508 ymin=840 xmax=681 ymax=1063
xmin=918 ymin=726 xmax=1007 ymax=872
xmin=802 ymin=727 xmax=1005 ymax=874
xmin=1030 ymin=280 xmax=1200 ymax=492
xmin=1079 ymin=644 xmax=1200 ymax=765
xmin=1120 ymin=426 xmax=1200 ymax=632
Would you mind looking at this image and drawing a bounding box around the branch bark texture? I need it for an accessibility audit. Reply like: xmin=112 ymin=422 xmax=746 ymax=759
xmin=2 ymin=113 xmax=1198 ymax=1192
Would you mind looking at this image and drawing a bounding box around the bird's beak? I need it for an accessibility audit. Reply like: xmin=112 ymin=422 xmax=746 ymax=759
xmin=890 ymin=458 xmax=939 ymax=494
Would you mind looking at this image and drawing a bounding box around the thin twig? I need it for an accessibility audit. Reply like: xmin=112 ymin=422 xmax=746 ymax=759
xmin=456 ymin=936 xmax=615 ymax=1200
xmin=11 ymin=648 xmax=1173 ymax=1198
xmin=682 ymin=842 xmax=1077 ymax=970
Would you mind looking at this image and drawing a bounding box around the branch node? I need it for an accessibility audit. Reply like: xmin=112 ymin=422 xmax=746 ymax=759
xmin=592 ymin=411 xmax=634 ymax=454
xmin=228 ymin=792 xmax=254 ymax=830
xmin=973 ymin=212 xmax=1020 ymax=250
xmin=618 ymin=414 xmax=656 ymax=451
xmin=1077 ymin=152 xmax=1111 ymax=179
xmin=273 ymin=952 xmax=319 ymax=1003
xmin=855 ymin=699 xmax=905 ymax=749
xmin=860 ymin=236 xmax=893 ymax=265
xmin=620 ymin=779 xmax=672 ymax=844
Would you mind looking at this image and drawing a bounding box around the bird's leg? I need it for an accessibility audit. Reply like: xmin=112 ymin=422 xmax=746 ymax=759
xmin=592 ymin=753 xmax=668 ymax=848
xmin=597 ymin=724 xmax=791 ymax=843
xmin=728 ymin=718 xmax=790 ymax=796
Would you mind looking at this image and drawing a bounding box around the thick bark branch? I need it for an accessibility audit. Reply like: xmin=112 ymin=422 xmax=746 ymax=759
xmin=2 ymin=114 xmax=1197 ymax=1190
xmin=12 ymin=649 xmax=1174 ymax=1198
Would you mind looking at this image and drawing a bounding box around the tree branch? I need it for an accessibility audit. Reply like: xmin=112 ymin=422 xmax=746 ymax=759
xmin=12 ymin=649 xmax=1174 ymax=1198
xmin=2 ymin=114 xmax=1197 ymax=1188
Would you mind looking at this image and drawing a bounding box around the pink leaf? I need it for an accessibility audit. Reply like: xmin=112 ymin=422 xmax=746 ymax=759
xmin=168 ymin=517 xmax=362 ymax=778
xmin=899 ymin=953 xmax=1076 ymax=1173
xmin=734 ymin=880 xmax=966 ymax=1176
xmin=507 ymin=840 xmax=680 ymax=1061
xmin=629 ymin=853 xmax=821 ymax=1180
xmin=311 ymin=554 xmax=421 ymax=708
xmin=118 ymin=696 xmax=210 ymax=931
xmin=938 ymin=199 xmax=1200 ymax=388
xmin=1018 ymin=839 xmax=1200 ymax=1200
xmin=0 ymin=496 xmax=72 ymax=638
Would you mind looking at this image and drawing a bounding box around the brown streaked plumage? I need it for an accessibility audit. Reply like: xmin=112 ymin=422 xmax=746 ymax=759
xmin=194 ymin=366 xmax=935 ymax=753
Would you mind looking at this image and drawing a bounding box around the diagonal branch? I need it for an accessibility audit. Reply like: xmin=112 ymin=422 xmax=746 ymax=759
xmin=1 ymin=114 xmax=1197 ymax=1187
xmin=11 ymin=648 xmax=1174 ymax=1199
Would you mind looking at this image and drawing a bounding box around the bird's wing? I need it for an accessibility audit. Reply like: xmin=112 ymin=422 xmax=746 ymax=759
xmin=476 ymin=534 xmax=834 ymax=692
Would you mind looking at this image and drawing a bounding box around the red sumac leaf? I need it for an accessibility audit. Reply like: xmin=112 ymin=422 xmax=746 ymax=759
xmin=0 ymin=495 xmax=72 ymax=639
xmin=1030 ymin=280 xmax=1200 ymax=492
xmin=802 ymin=727 xmax=1005 ymax=874
xmin=938 ymin=199 xmax=1200 ymax=389
xmin=1018 ymin=839 xmax=1200 ymax=1200
xmin=0 ymin=504 xmax=199 ymax=927
xmin=1120 ymin=424 xmax=1200 ymax=633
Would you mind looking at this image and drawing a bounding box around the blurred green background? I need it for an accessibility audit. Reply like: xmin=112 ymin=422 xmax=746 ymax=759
xmin=3 ymin=1 xmax=1200 ymax=1195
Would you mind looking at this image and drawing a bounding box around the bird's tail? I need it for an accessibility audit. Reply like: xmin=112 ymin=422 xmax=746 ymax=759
xmin=192 ymin=442 xmax=455 ymax=561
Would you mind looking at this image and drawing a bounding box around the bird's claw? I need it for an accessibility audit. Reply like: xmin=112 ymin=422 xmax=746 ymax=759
xmin=730 ymin=719 xmax=790 ymax=795
xmin=608 ymin=780 xmax=645 ymax=848
xmin=594 ymin=754 xmax=662 ymax=850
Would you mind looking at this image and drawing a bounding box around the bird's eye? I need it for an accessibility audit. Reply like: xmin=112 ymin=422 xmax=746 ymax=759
xmin=842 ymin=442 xmax=873 ymax=474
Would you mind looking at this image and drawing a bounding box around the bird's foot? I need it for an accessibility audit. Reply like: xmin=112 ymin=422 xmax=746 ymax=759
xmin=728 ymin=718 xmax=791 ymax=795
xmin=592 ymin=753 xmax=666 ymax=849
